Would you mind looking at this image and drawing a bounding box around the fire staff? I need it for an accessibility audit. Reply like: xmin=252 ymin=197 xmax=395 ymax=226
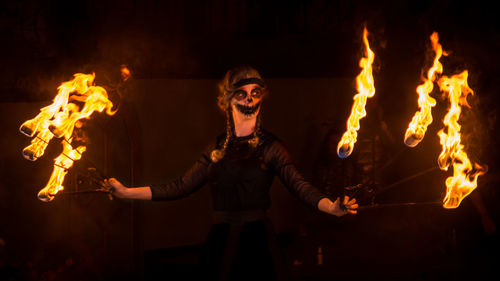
xmin=106 ymin=66 xmax=358 ymax=281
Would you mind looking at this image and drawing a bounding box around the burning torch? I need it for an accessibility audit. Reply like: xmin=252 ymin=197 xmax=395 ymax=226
xmin=19 ymin=70 xmax=128 ymax=201
xmin=337 ymin=27 xmax=376 ymax=158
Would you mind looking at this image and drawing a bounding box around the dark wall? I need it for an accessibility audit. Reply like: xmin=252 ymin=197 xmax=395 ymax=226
xmin=1 ymin=0 xmax=499 ymax=96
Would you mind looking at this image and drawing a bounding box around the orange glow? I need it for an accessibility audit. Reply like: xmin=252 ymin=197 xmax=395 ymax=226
xmin=20 ymin=73 xmax=115 ymax=201
xmin=437 ymin=70 xmax=486 ymax=208
xmin=37 ymin=140 xmax=86 ymax=202
xmin=121 ymin=65 xmax=131 ymax=81
xmin=337 ymin=27 xmax=375 ymax=158
xmin=404 ymin=32 xmax=446 ymax=147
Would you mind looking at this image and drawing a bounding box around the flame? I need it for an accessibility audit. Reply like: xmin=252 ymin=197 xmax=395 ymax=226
xmin=37 ymin=140 xmax=86 ymax=201
xmin=437 ymin=70 xmax=486 ymax=208
xmin=404 ymin=32 xmax=446 ymax=147
xmin=337 ymin=27 xmax=375 ymax=158
xmin=20 ymin=73 xmax=115 ymax=201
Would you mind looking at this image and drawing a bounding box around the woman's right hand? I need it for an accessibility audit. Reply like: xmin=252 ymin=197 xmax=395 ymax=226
xmin=105 ymin=178 xmax=128 ymax=198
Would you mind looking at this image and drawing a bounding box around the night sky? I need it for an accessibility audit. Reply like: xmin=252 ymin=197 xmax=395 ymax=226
xmin=1 ymin=1 xmax=499 ymax=281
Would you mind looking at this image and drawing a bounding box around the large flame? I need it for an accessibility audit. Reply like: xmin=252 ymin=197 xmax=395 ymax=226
xmin=20 ymin=73 xmax=115 ymax=201
xmin=337 ymin=27 xmax=376 ymax=158
xmin=404 ymin=32 xmax=446 ymax=147
xmin=437 ymin=70 xmax=486 ymax=208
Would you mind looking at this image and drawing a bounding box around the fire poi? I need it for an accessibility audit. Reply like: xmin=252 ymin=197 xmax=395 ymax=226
xmin=19 ymin=73 xmax=116 ymax=202
xmin=403 ymin=32 xmax=486 ymax=209
xmin=337 ymin=27 xmax=376 ymax=158
xmin=437 ymin=71 xmax=486 ymax=208
xmin=404 ymin=32 xmax=446 ymax=147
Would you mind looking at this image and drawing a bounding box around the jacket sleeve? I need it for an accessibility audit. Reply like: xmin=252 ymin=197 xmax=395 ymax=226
xmin=265 ymin=140 xmax=328 ymax=209
xmin=149 ymin=153 xmax=211 ymax=201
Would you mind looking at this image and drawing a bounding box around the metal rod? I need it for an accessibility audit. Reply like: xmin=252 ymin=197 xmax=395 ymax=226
xmin=358 ymin=201 xmax=442 ymax=211
xmin=53 ymin=163 xmax=69 ymax=170
xmin=35 ymin=134 xmax=49 ymax=144
xmin=59 ymin=188 xmax=113 ymax=200
xmin=61 ymin=138 xmax=108 ymax=179
xmin=58 ymin=188 xmax=110 ymax=195
xmin=378 ymin=147 xmax=408 ymax=173
xmin=377 ymin=166 xmax=441 ymax=194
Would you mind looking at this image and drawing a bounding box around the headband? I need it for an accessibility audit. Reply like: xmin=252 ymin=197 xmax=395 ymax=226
xmin=232 ymin=77 xmax=266 ymax=89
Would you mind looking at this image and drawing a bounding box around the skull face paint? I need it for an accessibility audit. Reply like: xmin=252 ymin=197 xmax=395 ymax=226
xmin=231 ymin=84 xmax=264 ymax=118
xmin=235 ymin=102 xmax=262 ymax=116
xmin=232 ymin=86 xmax=264 ymax=102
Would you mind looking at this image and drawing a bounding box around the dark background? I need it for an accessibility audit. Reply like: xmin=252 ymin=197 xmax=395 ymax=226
xmin=1 ymin=1 xmax=499 ymax=280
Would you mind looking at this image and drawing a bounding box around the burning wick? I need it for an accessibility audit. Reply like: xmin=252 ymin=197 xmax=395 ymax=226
xmin=37 ymin=140 xmax=86 ymax=202
xmin=19 ymin=73 xmax=115 ymax=201
xmin=404 ymin=32 xmax=446 ymax=147
xmin=337 ymin=27 xmax=376 ymax=158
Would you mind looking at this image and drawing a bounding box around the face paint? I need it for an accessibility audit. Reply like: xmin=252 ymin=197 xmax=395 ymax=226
xmin=232 ymin=87 xmax=264 ymax=101
xmin=235 ymin=102 xmax=261 ymax=116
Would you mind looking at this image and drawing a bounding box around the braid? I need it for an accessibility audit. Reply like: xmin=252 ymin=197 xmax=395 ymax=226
xmin=211 ymin=110 xmax=233 ymax=162
xmin=248 ymin=112 xmax=261 ymax=148
xmin=223 ymin=111 xmax=234 ymax=151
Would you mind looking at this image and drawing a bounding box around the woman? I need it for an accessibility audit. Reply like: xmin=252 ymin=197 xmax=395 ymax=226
xmin=106 ymin=66 xmax=358 ymax=281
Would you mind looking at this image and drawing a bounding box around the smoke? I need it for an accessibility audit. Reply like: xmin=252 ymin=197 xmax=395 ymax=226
xmin=460 ymin=93 xmax=488 ymax=167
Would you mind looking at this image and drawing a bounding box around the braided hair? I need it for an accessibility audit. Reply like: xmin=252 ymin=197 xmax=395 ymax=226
xmin=211 ymin=66 xmax=267 ymax=163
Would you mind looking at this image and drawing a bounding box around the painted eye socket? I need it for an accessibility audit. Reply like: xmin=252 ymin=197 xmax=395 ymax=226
xmin=251 ymin=88 xmax=263 ymax=98
xmin=233 ymin=87 xmax=264 ymax=101
xmin=233 ymin=90 xmax=247 ymax=101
